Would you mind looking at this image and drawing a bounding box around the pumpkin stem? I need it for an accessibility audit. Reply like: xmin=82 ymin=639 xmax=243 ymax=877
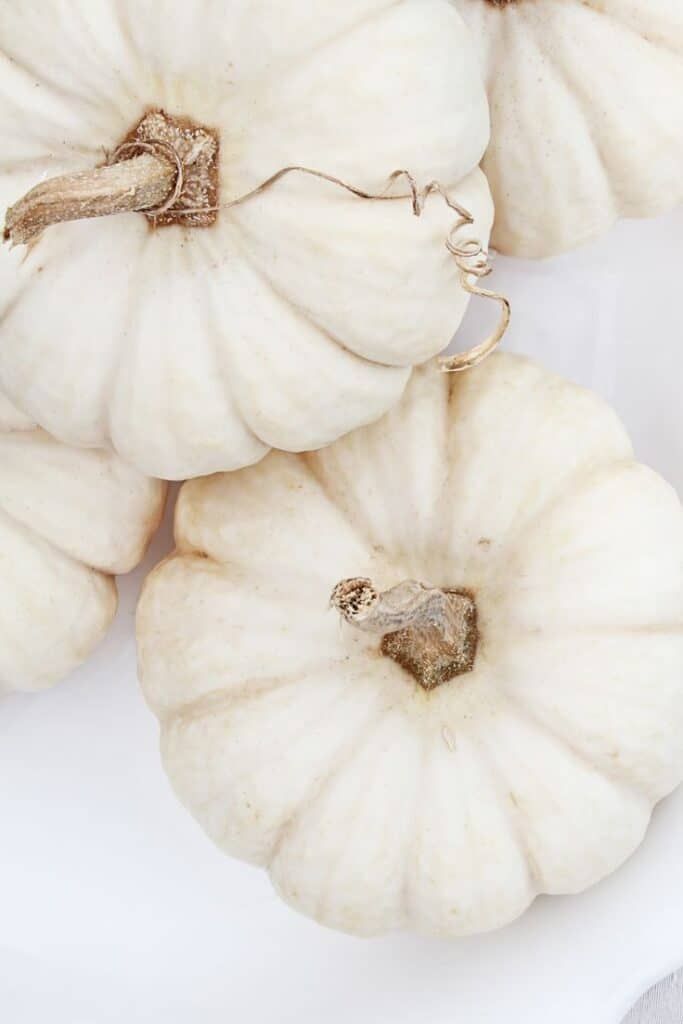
xmin=3 ymin=110 xmax=219 ymax=247
xmin=4 ymin=153 xmax=176 ymax=246
xmin=331 ymin=578 xmax=478 ymax=691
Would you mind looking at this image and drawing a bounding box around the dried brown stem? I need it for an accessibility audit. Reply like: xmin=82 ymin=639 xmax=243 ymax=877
xmin=331 ymin=578 xmax=478 ymax=690
xmin=4 ymin=110 xmax=219 ymax=246
xmin=4 ymin=153 xmax=176 ymax=246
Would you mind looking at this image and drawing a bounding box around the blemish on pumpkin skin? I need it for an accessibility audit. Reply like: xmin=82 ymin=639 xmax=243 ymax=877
xmin=442 ymin=725 xmax=456 ymax=751
xmin=191 ymin=549 xmax=211 ymax=561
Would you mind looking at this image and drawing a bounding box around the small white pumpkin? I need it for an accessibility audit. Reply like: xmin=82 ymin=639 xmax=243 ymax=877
xmin=0 ymin=392 xmax=165 ymax=695
xmin=0 ymin=0 xmax=492 ymax=480
xmin=452 ymin=0 xmax=683 ymax=257
xmin=137 ymin=353 xmax=683 ymax=937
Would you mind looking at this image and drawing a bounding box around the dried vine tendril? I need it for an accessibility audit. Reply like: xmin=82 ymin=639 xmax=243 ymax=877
xmin=7 ymin=130 xmax=510 ymax=372
xmin=179 ymin=164 xmax=511 ymax=373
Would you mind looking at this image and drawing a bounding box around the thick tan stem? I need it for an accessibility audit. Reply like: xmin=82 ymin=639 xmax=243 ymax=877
xmin=331 ymin=578 xmax=478 ymax=690
xmin=4 ymin=153 xmax=176 ymax=246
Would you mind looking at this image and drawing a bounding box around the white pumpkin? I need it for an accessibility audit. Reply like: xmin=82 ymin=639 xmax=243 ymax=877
xmin=0 ymin=0 xmax=492 ymax=481
xmin=0 ymin=392 xmax=165 ymax=695
xmin=452 ymin=0 xmax=683 ymax=257
xmin=137 ymin=353 xmax=683 ymax=937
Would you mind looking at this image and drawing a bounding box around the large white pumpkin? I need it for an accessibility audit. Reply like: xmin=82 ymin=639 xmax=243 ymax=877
xmin=0 ymin=392 xmax=165 ymax=695
xmin=137 ymin=354 xmax=683 ymax=937
xmin=452 ymin=0 xmax=683 ymax=257
xmin=0 ymin=0 xmax=491 ymax=480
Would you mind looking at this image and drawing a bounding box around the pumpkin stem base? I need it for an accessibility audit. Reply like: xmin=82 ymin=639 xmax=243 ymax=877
xmin=116 ymin=110 xmax=220 ymax=230
xmin=4 ymin=109 xmax=219 ymax=247
xmin=331 ymin=578 xmax=478 ymax=691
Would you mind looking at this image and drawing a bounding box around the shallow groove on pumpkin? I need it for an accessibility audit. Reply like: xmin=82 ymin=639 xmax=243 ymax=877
xmin=500 ymin=689 xmax=662 ymax=801
xmin=268 ymin=699 xmax=400 ymax=869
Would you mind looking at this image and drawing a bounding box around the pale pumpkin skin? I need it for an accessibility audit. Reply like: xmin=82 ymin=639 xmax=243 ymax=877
xmin=0 ymin=0 xmax=491 ymax=480
xmin=453 ymin=0 xmax=683 ymax=257
xmin=0 ymin=393 xmax=165 ymax=695
xmin=137 ymin=354 xmax=683 ymax=937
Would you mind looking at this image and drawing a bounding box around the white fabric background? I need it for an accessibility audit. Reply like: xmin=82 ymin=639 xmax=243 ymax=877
xmin=625 ymin=970 xmax=683 ymax=1024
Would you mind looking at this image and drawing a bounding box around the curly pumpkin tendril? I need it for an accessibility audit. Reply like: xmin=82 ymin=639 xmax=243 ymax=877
xmin=185 ymin=164 xmax=510 ymax=373
xmin=5 ymin=132 xmax=509 ymax=373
